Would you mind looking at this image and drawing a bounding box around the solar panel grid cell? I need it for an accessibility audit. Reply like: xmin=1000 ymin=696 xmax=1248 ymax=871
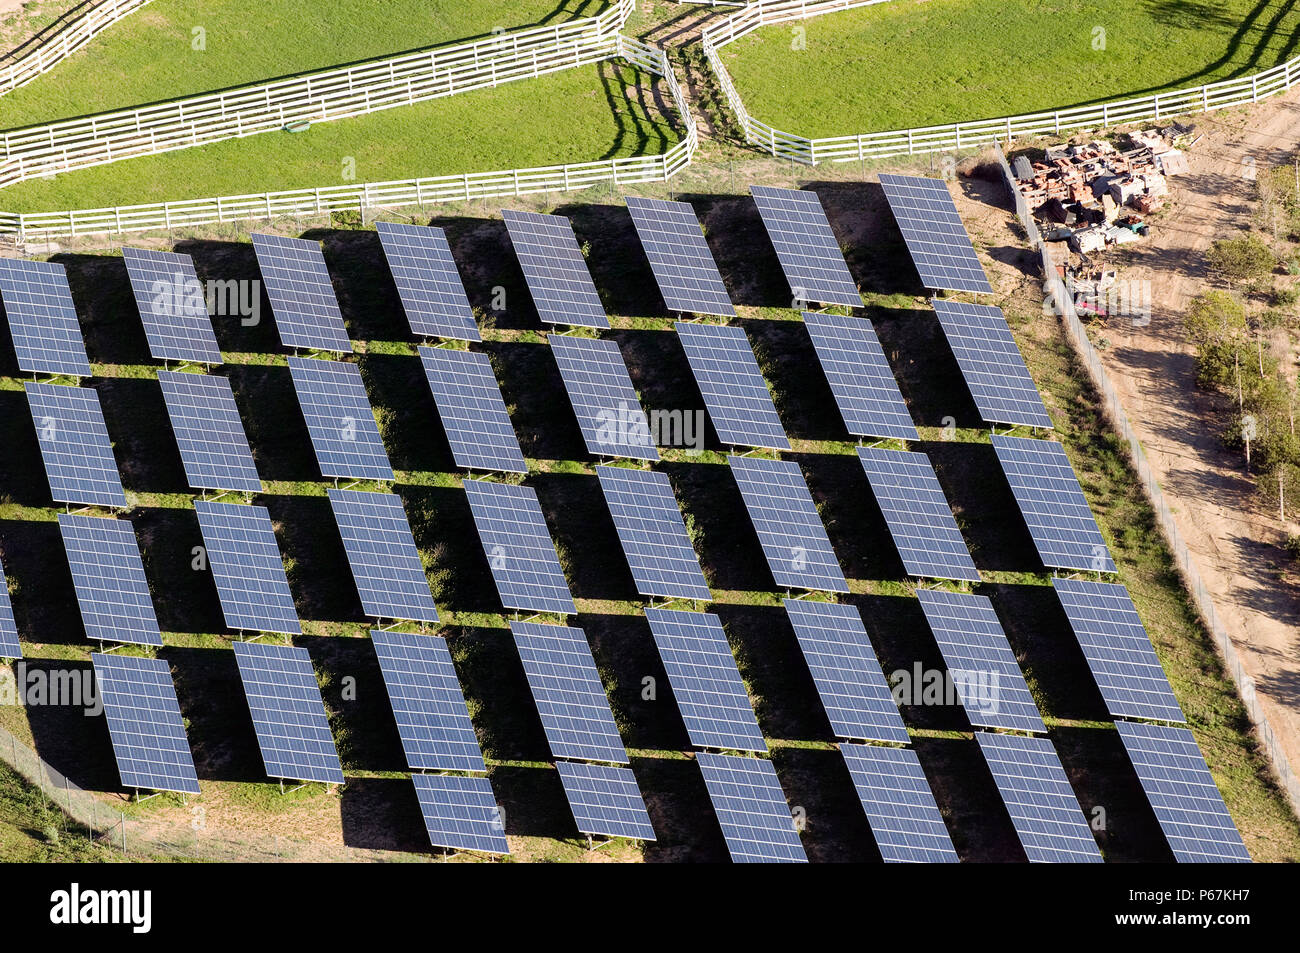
xmin=802 ymin=312 xmax=918 ymax=440
xmin=625 ymin=196 xmax=736 ymax=317
xmin=156 ymin=370 xmax=261 ymax=493
xmin=92 ymin=653 xmax=200 ymax=794
xmin=26 ymin=383 xmax=127 ymax=508
xmin=695 ymin=752 xmax=807 ymax=863
xmin=675 ymin=322 xmax=789 ymax=450
xmin=877 ymin=174 xmax=993 ymax=294
xmin=287 ymin=357 xmax=394 ymax=482
xmin=374 ymin=221 xmax=481 ymax=341
xmin=419 ymin=346 xmax=527 ymax=474
xmin=121 ymin=246 xmax=223 ymax=364
xmin=328 ymin=490 xmax=439 ymax=623
xmin=250 ymin=233 xmax=352 ymax=353
xmin=0 ymin=258 xmax=93 ymax=377
xmin=555 ymin=761 xmax=656 ymax=841
xmin=462 ymin=479 xmax=575 ymax=616
xmin=549 ymin=335 xmax=657 ymax=461
xmin=503 ymin=209 xmax=609 ymax=329
xmin=59 ymin=514 xmax=162 ymax=647
xmin=411 ymin=773 xmax=509 ymax=854
xmin=0 ymin=559 xmax=19 ymax=658
xmin=839 ymin=743 xmax=958 ymax=863
xmin=194 ymin=500 xmax=301 ymax=635
xmin=750 ymin=186 xmax=861 ymax=308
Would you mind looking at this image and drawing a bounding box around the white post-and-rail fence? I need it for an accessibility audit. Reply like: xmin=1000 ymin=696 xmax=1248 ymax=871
xmin=0 ymin=37 xmax=697 ymax=241
xmin=704 ymin=0 xmax=1300 ymax=165
xmin=0 ymin=0 xmax=637 ymax=187
xmin=993 ymin=143 xmax=1300 ymax=819
xmin=0 ymin=0 xmax=153 ymax=95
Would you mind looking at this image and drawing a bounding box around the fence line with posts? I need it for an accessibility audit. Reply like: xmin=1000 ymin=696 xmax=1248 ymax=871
xmin=0 ymin=0 xmax=153 ymax=95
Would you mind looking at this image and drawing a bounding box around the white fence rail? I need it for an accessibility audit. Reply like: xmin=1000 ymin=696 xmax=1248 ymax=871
xmin=0 ymin=37 xmax=697 ymax=241
xmin=1 ymin=0 xmax=152 ymax=95
xmin=0 ymin=0 xmax=636 ymax=187
xmin=703 ymin=0 xmax=1300 ymax=164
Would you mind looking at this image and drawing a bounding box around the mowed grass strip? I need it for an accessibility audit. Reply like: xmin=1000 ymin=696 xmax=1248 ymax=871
xmin=0 ymin=0 xmax=606 ymax=128
xmin=721 ymin=0 xmax=1300 ymax=137
xmin=0 ymin=61 xmax=680 ymax=212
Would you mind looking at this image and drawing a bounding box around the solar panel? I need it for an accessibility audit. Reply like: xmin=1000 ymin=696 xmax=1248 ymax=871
xmin=461 ymin=479 xmax=575 ymax=616
xmin=931 ymin=299 xmax=1051 ymax=429
xmin=511 ymin=621 xmax=627 ymax=764
xmin=156 ymin=370 xmax=261 ymax=493
xmin=674 ymin=322 xmax=789 ymax=450
xmin=411 ymin=773 xmax=509 ymax=854
xmin=802 ymin=312 xmax=918 ymax=441
xmin=781 ymin=599 xmax=907 ymax=744
xmin=975 ymin=732 xmax=1102 ymax=863
xmin=750 ymin=186 xmax=861 ymax=308
xmin=91 ymin=653 xmax=199 ymax=795
xmin=374 ymin=221 xmax=481 ymax=341
xmin=0 ymin=257 xmax=92 ymax=377
xmin=625 ymin=196 xmax=736 ymax=316
xmin=877 ymin=173 xmax=993 ymax=293
xmin=369 ymin=629 xmax=484 ymax=773
xmin=502 ymin=210 xmax=608 ymax=329
xmin=1052 ymin=579 xmax=1184 ymax=724
xmin=194 ymin=500 xmax=300 ymax=635
xmin=549 ymin=335 xmax=657 ymax=461
xmin=915 ymin=589 xmax=1045 ymax=733
xmin=0 ymin=557 xmax=19 ymax=658
xmin=231 ymin=640 xmax=343 ymax=784
xmin=644 ymin=608 xmax=765 ymax=753
xmin=856 ymin=447 xmax=979 ymax=582
xmin=991 ymin=435 xmax=1116 ymax=573
xmin=839 ymin=743 xmax=958 ymax=863
xmin=328 ymin=490 xmax=439 ymax=623
xmin=555 ymin=761 xmax=656 ymax=841
xmin=595 ymin=465 xmax=710 ymax=602
xmin=26 ymin=383 xmax=127 ymax=508
xmin=695 ymin=753 xmax=806 ymax=863
xmin=250 ymin=233 xmax=352 ymax=353
xmin=418 ymin=346 xmax=527 ymax=474
xmin=728 ymin=456 xmax=847 ymax=593
xmin=121 ymin=246 xmax=222 ymax=364
xmin=1114 ymin=720 xmax=1250 ymax=863
xmin=59 ymin=514 xmax=162 ymax=647
xmin=287 ymin=357 xmax=393 ymax=482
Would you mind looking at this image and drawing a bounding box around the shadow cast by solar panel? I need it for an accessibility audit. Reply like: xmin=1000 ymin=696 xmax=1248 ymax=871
xmin=911 ymin=735 xmax=1028 ymax=863
xmin=396 ymin=485 xmax=500 ymax=614
xmin=0 ymin=519 xmax=87 ymax=646
xmin=805 ymin=179 xmax=926 ymax=297
xmin=297 ymin=634 xmax=406 ymax=773
xmin=131 ymin=506 xmax=227 ymax=636
xmin=985 ymin=244 xmax=1043 ymax=280
xmin=769 ymin=746 xmax=879 ymax=862
xmin=794 ymin=451 xmax=906 ymax=582
xmin=173 ymin=239 xmax=284 ymax=356
xmin=0 ymin=301 xmax=20 ymax=378
xmin=659 ymin=460 xmax=772 ymax=593
xmin=339 ymin=776 xmax=432 ymax=853
xmin=0 ymin=390 xmax=50 ymax=507
xmin=557 ymin=201 xmax=667 ymax=319
xmin=636 ymin=755 xmax=730 ymax=863
xmin=870 ymin=302 xmax=983 ymax=430
xmin=301 ymin=228 xmax=408 ymax=343
xmin=224 ymin=363 xmax=320 ymax=483
xmin=611 ymin=327 xmax=713 ymax=443
xmin=741 ymin=318 xmax=850 ymax=443
xmin=488 ymin=763 xmax=581 ymax=840
xmin=22 ymin=658 xmax=120 ymax=792
xmin=260 ymin=494 xmax=364 ymax=625
xmin=51 ymin=253 xmax=154 ymax=368
xmin=95 ymin=377 xmax=189 ymax=495
xmin=530 ymin=472 xmax=638 ymax=602
xmin=444 ymin=624 xmax=551 ymax=764
xmin=579 ymin=611 xmax=690 ymax=753
xmin=658 ymin=192 xmax=791 ymax=309
xmin=484 ymin=340 xmax=586 ymax=463
xmin=164 ymin=644 xmax=270 ymax=783
xmin=426 ymin=215 xmax=540 ymax=332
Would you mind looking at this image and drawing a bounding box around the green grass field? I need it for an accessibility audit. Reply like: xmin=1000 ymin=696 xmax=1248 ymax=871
xmin=0 ymin=61 xmax=679 ymax=213
xmin=0 ymin=0 xmax=607 ymax=129
xmin=721 ymin=0 xmax=1300 ymax=136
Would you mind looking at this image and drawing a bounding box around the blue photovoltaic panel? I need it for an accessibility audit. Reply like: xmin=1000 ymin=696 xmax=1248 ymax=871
xmin=595 ymin=465 xmax=710 ymax=602
xmin=555 ymin=761 xmax=656 ymax=841
xmin=1114 ymin=720 xmax=1250 ymax=863
xmin=250 ymin=233 xmax=352 ymax=353
xmin=92 ymin=654 xmax=199 ymax=795
xmin=916 ymin=589 xmax=1044 ymax=733
xmin=502 ymin=209 xmax=608 ymax=329
xmin=369 ymin=629 xmax=484 ymax=773
xmin=975 ymin=732 xmax=1102 ymax=863
xmin=59 ymin=515 xmax=162 ymax=647
xmin=156 ymin=370 xmax=261 ymax=493
xmin=802 ymin=312 xmax=918 ymax=441
xmin=328 ymin=490 xmax=439 ymax=624
xmin=931 ymin=299 xmax=1051 ymax=429
xmin=675 ymin=322 xmax=789 ymax=450
xmin=782 ymin=599 xmax=907 ymax=744
xmin=462 ymin=479 xmax=575 ymax=616
xmin=625 ymin=196 xmax=736 ymax=317
xmin=0 ymin=558 xmax=19 ymax=658
xmin=511 ymin=621 xmax=627 ymax=765
xmin=0 ymin=258 xmax=92 ymax=377
xmin=839 ymin=743 xmax=958 ymax=863
xmin=728 ymin=456 xmax=847 ymax=593
xmin=121 ymin=246 xmax=222 ymax=364
xmin=750 ymin=186 xmax=861 ymax=308
xmin=549 ymin=335 xmax=657 ymax=461
xmin=991 ymin=435 xmax=1116 ymax=573
xmin=857 ymin=447 xmax=979 ymax=582
xmin=1052 ymin=579 xmax=1185 ymax=724
xmin=287 ymin=357 xmax=394 ymax=482
xmin=26 ymin=383 xmax=127 ymax=508
xmin=374 ymin=221 xmax=481 ymax=341
xmin=231 ymin=640 xmax=343 ymax=784
xmin=194 ymin=500 xmax=300 ymax=635
xmin=695 ymin=753 xmax=806 ymax=863
xmin=877 ymin=174 xmax=993 ymax=293
xmin=418 ymin=346 xmax=527 ymax=474
xmin=644 ymin=608 xmax=765 ymax=753
xmin=411 ymin=773 xmax=509 ymax=854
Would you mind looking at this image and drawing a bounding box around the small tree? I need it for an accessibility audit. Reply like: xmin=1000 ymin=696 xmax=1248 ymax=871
xmin=1207 ymin=235 xmax=1275 ymax=286
xmin=1184 ymin=290 xmax=1249 ymax=389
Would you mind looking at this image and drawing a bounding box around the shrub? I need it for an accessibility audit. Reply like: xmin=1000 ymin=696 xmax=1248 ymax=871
xmin=1207 ymin=235 xmax=1276 ymax=284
